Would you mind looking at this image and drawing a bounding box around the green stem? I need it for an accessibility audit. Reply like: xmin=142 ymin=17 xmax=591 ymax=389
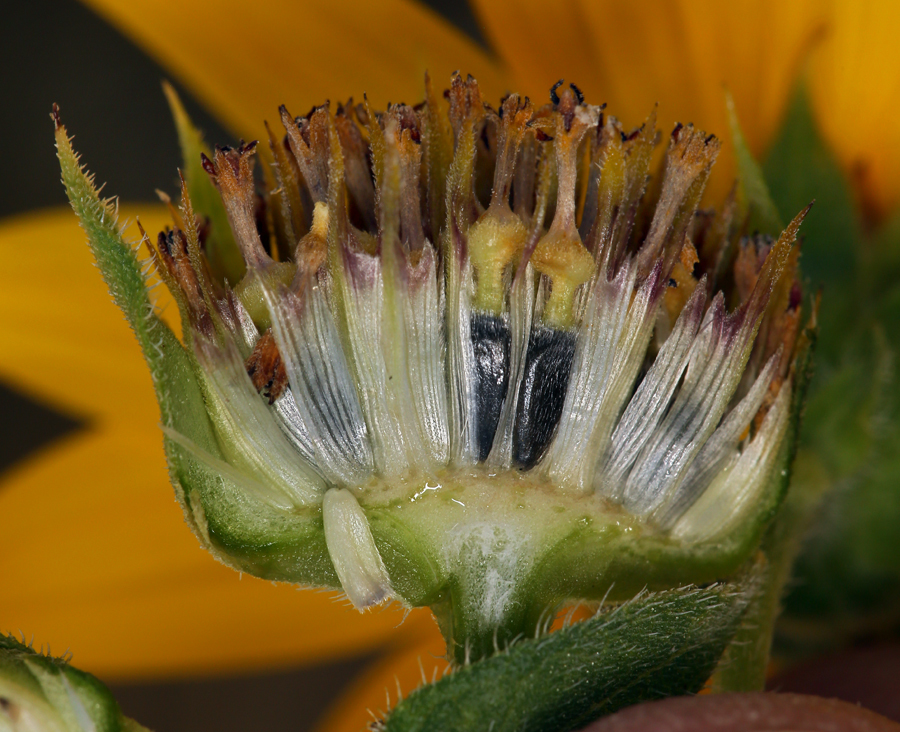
xmin=430 ymin=585 xmax=552 ymax=666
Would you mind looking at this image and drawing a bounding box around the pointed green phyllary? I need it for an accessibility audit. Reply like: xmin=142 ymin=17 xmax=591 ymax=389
xmin=766 ymin=86 xmax=900 ymax=650
xmin=0 ymin=634 xmax=149 ymax=732
xmin=162 ymin=82 xmax=246 ymax=286
xmin=54 ymin=106 xmax=335 ymax=587
xmin=727 ymin=91 xmax=784 ymax=237
xmin=704 ymin=88 xmax=821 ymax=688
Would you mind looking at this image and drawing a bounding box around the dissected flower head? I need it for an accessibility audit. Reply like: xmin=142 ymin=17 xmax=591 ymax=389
xmin=55 ymin=73 xmax=813 ymax=664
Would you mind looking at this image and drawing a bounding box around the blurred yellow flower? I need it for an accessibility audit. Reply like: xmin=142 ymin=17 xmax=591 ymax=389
xmin=2 ymin=0 xmax=898 ymax=729
xmin=808 ymin=1 xmax=900 ymax=225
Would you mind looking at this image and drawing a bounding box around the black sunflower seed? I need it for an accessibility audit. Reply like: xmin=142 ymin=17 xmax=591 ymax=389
xmin=471 ymin=312 xmax=512 ymax=461
xmin=513 ymin=325 xmax=577 ymax=469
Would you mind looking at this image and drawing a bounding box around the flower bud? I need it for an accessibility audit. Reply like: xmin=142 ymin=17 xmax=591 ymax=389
xmin=56 ymin=74 xmax=814 ymax=667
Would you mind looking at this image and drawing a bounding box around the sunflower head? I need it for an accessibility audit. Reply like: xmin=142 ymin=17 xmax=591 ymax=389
xmin=55 ymin=73 xmax=812 ymax=664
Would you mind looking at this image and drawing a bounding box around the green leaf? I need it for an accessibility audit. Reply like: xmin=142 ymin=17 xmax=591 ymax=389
xmin=727 ymin=92 xmax=783 ymax=236
xmin=0 ymin=634 xmax=149 ymax=732
xmin=379 ymin=580 xmax=755 ymax=732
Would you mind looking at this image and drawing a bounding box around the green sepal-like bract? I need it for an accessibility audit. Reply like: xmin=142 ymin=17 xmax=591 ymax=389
xmin=0 ymin=634 xmax=148 ymax=732
xmin=713 ymin=314 xmax=817 ymax=690
xmin=767 ymin=86 xmax=900 ymax=646
xmin=162 ymin=83 xmax=246 ymax=286
xmin=54 ymin=111 xmax=338 ymax=589
xmin=727 ymin=91 xmax=784 ymax=237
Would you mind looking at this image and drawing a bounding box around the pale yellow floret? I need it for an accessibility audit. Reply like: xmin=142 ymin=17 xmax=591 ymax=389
xmin=468 ymin=208 xmax=528 ymax=313
xmin=531 ymin=230 xmax=595 ymax=328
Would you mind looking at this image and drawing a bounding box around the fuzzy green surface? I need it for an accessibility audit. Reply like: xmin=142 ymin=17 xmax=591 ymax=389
xmin=379 ymin=581 xmax=754 ymax=732
xmin=0 ymin=635 xmax=148 ymax=732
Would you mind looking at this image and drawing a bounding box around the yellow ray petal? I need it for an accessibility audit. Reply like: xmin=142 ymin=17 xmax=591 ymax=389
xmin=808 ymin=0 xmax=900 ymax=225
xmin=79 ymin=0 xmax=508 ymax=143
xmin=472 ymin=0 xmax=826 ymax=202
xmin=0 ymin=206 xmax=178 ymax=421
xmin=1 ymin=425 xmax=434 ymax=680
xmin=313 ymin=622 xmax=447 ymax=732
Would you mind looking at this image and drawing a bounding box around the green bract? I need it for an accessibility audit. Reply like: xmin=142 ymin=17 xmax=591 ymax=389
xmin=0 ymin=635 xmax=147 ymax=732
xmin=56 ymin=74 xmax=814 ymax=729
xmin=770 ymin=87 xmax=900 ymax=648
